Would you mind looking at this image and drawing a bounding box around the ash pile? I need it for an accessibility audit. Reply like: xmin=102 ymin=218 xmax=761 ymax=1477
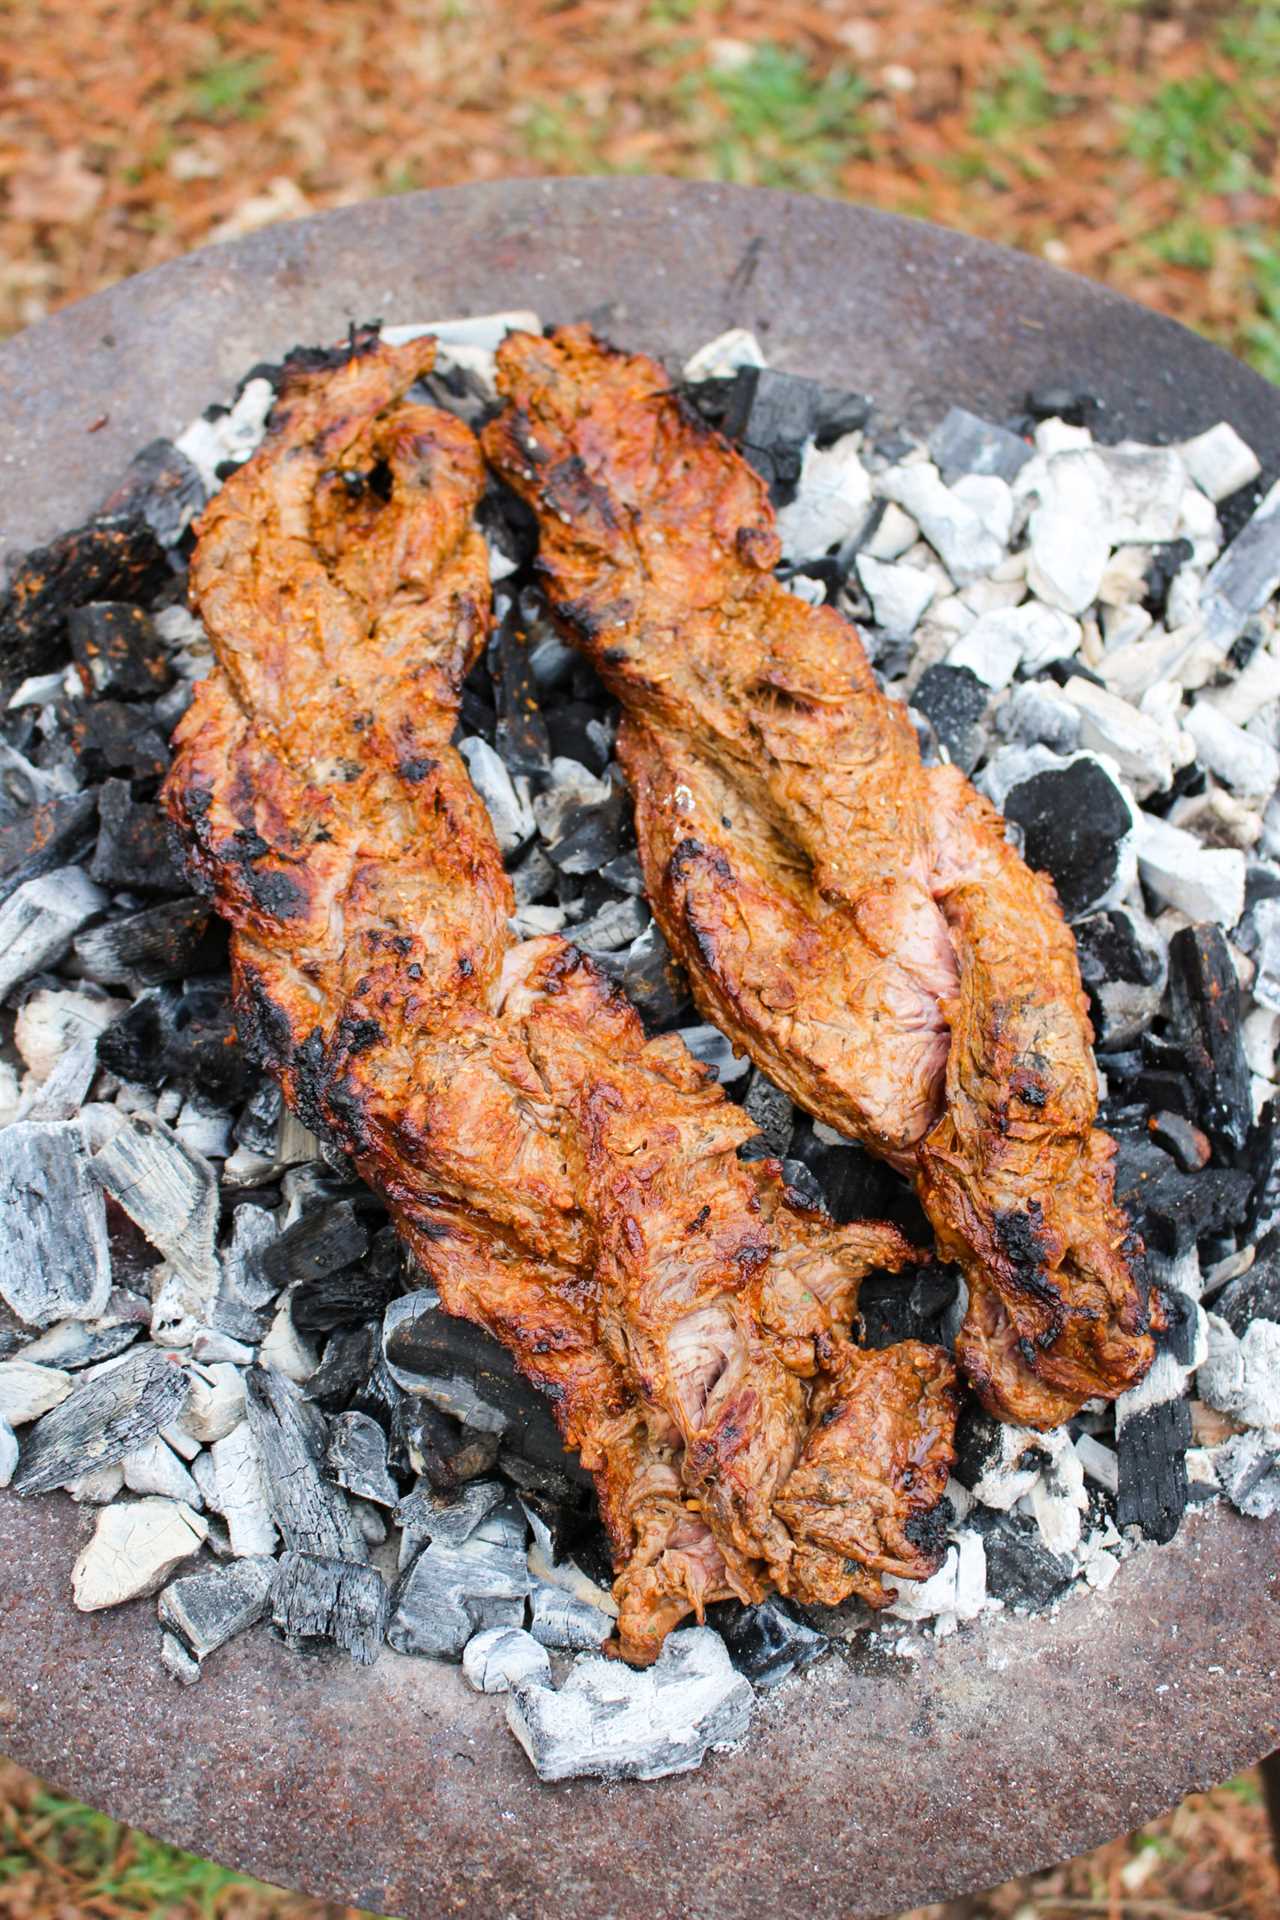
xmin=1 ymin=313 xmax=1279 ymax=1782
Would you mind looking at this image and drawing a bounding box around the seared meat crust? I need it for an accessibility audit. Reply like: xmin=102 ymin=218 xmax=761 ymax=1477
xmin=164 ymin=329 xmax=958 ymax=1661
xmin=482 ymin=324 xmax=1159 ymax=1428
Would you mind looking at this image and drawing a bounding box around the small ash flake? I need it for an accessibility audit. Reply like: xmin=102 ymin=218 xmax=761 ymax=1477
xmin=1 ymin=311 xmax=1279 ymax=1783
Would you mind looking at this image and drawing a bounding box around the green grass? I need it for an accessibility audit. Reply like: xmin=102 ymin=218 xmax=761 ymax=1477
xmin=519 ymin=99 xmax=615 ymax=173
xmin=1244 ymin=231 xmax=1280 ymax=386
xmin=1126 ymin=72 xmax=1262 ymax=193
xmin=2 ymin=1789 xmax=262 ymax=1912
xmin=703 ymin=44 xmax=868 ymax=192
xmin=188 ymin=52 xmax=274 ymax=122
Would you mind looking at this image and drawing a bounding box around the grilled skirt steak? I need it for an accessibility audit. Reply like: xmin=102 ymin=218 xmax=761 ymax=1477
xmin=482 ymin=325 xmax=1161 ymax=1429
xmin=163 ymin=329 xmax=959 ymax=1662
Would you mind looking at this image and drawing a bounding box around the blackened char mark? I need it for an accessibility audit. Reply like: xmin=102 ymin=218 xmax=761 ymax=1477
xmin=993 ymin=1204 xmax=1066 ymax=1312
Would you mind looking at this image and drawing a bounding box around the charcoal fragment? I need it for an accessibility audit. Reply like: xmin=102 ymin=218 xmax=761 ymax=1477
xmin=1112 ymin=1131 xmax=1251 ymax=1256
xmin=741 ymin=1068 xmax=794 ymax=1157
xmin=158 ymin=1554 xmax=275 ymax=1659
xmin=244 ymin=1365 xmax=366 ymax=1561
xmin=233 ymin=1078 xmax=282 ymax=1157
xmin=0 ymin=790 xmax=98 ymax=907
xmin=911 ymin=664 xmax=989 ymax=775
xmin=306 ymin=1323 xmax=380 ymax=1414
xmin=1148 ymin=1111 xmax=1211 ymax=1174
xmin=927 ymin=406 xmax=1032 ymax=485
xmin=546 ymin=700 xmax=612 ymax=774
xmin=395 ymin=1475 xmax=505 ymax=1551
xmin=488 ymin=608 xmax=551 ymax=777
xmin=969 ymin=1508 xmax=1074 ymax=1610
xmin=72 ymin=1496 xmax=207 ymax=1611
xmin=12 ymin=1344 xmax=191 ymax=1495
xmin=96 ymin=980 xmax=250 ymax=1102
xmin=0 ymin=515 xmax=168 ymax=682
xmin=0 ymin=1119 xmax=112 ymax=1327
xmin=1167 ymin=923 xmax=1252 ymax=1149
xmin=325 ymin=1410 xmax=399 ymax=1508
xmin=91 ymin=1114 xmax=220 ymax=1324
xmin=530 ymin=1585 xmax=613 ymax=1650
xmin=463 ymin=1625 xmax=551 ymax=1694
xmin=0 ymin=866 xmax=107 ymax=998
xmin=69 ymin=604 xmax=174 ymax=700
xmin=1073 ymin=908 xmax=1166 ymax=1049
xmin=98 ymin=439 xmax=206 ymax=548
xmin=595 ymin=920 xmax=689 ymax=1027
xmin=270 ymin=1550 xmax=388 ymax=1665
xmin=261 ymin=1198 xmax=369 ymax=1289
xmin=1215 ymin=1242 xmax=1280 ymax=1333
xmin=709 ymin=1597 xmax=827 ymax=1688
xmin=393 ymin=1393 xmax=501 ymax=1489
xmin=388 ymin=1526 xmax=530 ymax=1659
xmin=90 ymin=780 xmax=185 ymax=893
xmin=859 ymin=1264 xmax=961 ymax=1350
xmin=1115 ymin=1397 xmax=1191 ymax=1543
xmin=75 ymin=898 xmax=222 ymax=989
xmin=1000 ymin=755 xmax=1136 ymax=921
xmin=67 ymin=700 xmax=170 ymax=781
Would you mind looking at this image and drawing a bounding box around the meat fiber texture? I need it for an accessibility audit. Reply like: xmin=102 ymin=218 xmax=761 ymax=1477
xmin=163 ymin=330 xmax=959 ymax=1665
xmin=483 ymin=325 xmax=1160 ymax=1430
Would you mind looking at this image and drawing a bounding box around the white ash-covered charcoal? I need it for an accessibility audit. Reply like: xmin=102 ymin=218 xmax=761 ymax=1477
xmin=174 ymin=1097 xmax=234 ymax=1162
xmin=1136 ymin=811 xmax=1246 ymax=927
xmin=533 ymin=758 xmax=629 ymax=875
xmin=0 ymin=790 xmax=98 ymax=909
xmin=1200 ymin=477 xmax=1280 ymax=651
xmin=95 ymin=980 xmax=248 ymax=1104
xmin=71 ymin=1495 xmax=208 ymax=1611
xmin=158 ymin=1553 xmax=279 ymax=1662
xmin=855 ymin=554 xmax=935 ymax=640
xmin=1027 ymin=1440 xmax=1089 ymax=1558
xmin=995 ymin=750 xmax=1137 ymax=921
xmin=97 ymin=437 xmax=206 ymax=548
xmin=66 ymin=1461 xmax=126 ymax=1504
xmin=955 ymin=604 xmax=1082 ymax=690
xmin=890 ymin=1530 xmax=987 ymax=1632
xmin=0 ymin=514 xmax=168 ymax=683
xmin=269 ymin=1550 xmax=389 ymax=1666
xmin=0 ymin=1418 xmax=16 ymax=1487
xmin=175 ymin=374 xmax=275 ymax=493
xmin=463 ymin=1625 xmax=552 ymax=1695
xmin=507 ymin=1627 xmax=752 ymax=1784
xmin=1212 ymin=1242 xmax=1280 ymax=1332
xmin=530 ymin=1585 xmax=613 ymax=1651
xmin=207 ymin=1420 xmax=278 ymax=1558
xmin=457 ymin=735 xmax=534 ymax=855
xmin=74 ymin=898 xmax=220 ymax=990
xmin=325 ymin=1410 xmax=399 ymax=1508
xmin=212 ymin=1201 xmax=277 ymax=1344
xmin=91 ymin=1115 xmax=221 ymax=1340
xmin=387 ymin=1527 xmax=531 ymax=1660
xmin=509 ymin=842 xmax=557 ymax=909
xmin=927 ymin=406 xmax=1032 ymax=485
xmin=0 ymin=740 xmax=79 ymax=824
xmin=0 ymin=1118 xmax=113 ymax=1327
xmin=68 ymin=604 xmax=174 ymax=701
xmin=89 ymin=779 xmax=186 ymax=894
xmin=159 ymin=1632 xmax=202 ymax=1685
xmin=681 ymin=327 xmax=766 ymax=383
xmin=244 ymin=1365 xmax=366 ymax=1562
xmin=567 ymin=893 xmax=649 ymax=954
xmin=11 ymin=1344 xmax=191 ymax=1496
xmin=1073 ymin=907 xmax=1167 ymax=1048
xmin=720 ymin=366 xmax=865 ymax=503
xmin=1208 ymin=1426 xmax=1280 ymax=1518
xmin=995 ymin=679 xmax=1082 ymax=757
xmin=1184 ymin=701 xmax=1280 ymax=800
xmin=710 ymin=1598 xmax=828 ymax=1690
xmin=951 ymin=1406 xmax=1047 ymax=1512
xmin=0 ymin=1359 xmax=73 ymax=1426
xmin=1074 ymin=1431 xmax=1120 ymax=1497
xmin=396 ymin=1476 xmax=506 ymax=1557
xmin=878 ymin=461 xmax=1004 ymax=585
xmin=1244 ymin=898 xmax=1280 ymax=1016
xmin=594 ymin=918 xmax=690 ymax=1027
xmin=1058 ymin=677 xmax=1188 ymax=799
xmin=122 ymin=1433 xmax=204 ymax=1506
xmin=20 ymin=1031 xmax=100 ymax=1123
xmin=1178 ymin=422 xmax=1262 ymax=504
xmin=192 ymin=1328 xmax=255 ymax=1367
xmin=1198 ymin=1314 xmax=1280 ymax=1431
xmin=1199 ymin=634 xmax=1280 ymax=730
xmin=673 ymin=1024 xmax=750 ymax=1086
xmin=1167 ymin=923 xmax=1253 ymax=1150
xmin=0 ymin=866 xmax=107 ymax=999
xmin=523 ymin=1510 xmax=617 ymax=1618
xmin=173 ymin=1361 xmax=245 ymax=1446
xmin=1085 ymin=445 xmax=1187 ymax=544
xmin=14 ymin=983 xmax=127 ymax=1084
xmin=969 ymin=1508 xmax=1074 ymax=1612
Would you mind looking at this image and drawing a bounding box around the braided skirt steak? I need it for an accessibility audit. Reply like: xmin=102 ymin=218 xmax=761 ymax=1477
xmin=162 ymin=330 xmax=959 ymax=1663
xmin=482 ymin=326 xmax=1161 ymax=1429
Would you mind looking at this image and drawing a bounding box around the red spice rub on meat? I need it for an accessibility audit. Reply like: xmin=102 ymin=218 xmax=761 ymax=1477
xmin=482 ymin=323 xmax=1161 ymax=1429
xmin=163 ymin=328 xmax=958 ymax=1661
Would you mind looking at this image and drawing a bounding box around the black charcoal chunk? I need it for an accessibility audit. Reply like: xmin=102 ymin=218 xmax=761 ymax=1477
xmin=0 ymin=1119 xmax=112 ymax=1328
xmin=0 ymin=790 xmax=98 ymax=908
xmin=262 ymin=1199 xmax=369 ymax=1288
xmin=1155 ymin=1287 xmax=1200 ymax=1367
xmin=244 ymin=1365 xmax=367 ymax=1562
xmin=234 ymin=1078 xmax=283 ymax=1156
xmin=90 ymin=780 xmax=185 ymax=893
xmin=68 ymin=604 xmax=173 ymax=700
xmin=99 ymin=439 xmax=206 ymax=548
xmin=1073 ymin=908 xmax=1167 ymax=1049
xmin=910 ymin=664 xmax=988 ymax=775
xmin=970 ymin=1508 xmax=1074 ymax=1610
xmin=1001 ymin=756 xmax=1134 ymax=921
xmin=859 ymin=1264 xmax=961 ymax=1350
xmin=306 ymin=1324 xmax=380 ymax=1414
xmin=158 ymin=1555 xmax=275 ymax=1659
xmin=1214 ymin=1240 xmax=1280 ymax=1333
xmin=0 ymin=515 xmax=168 ymax=681
xmin=96 ymin=979 xmax=250 ymax=1102
xmin=571 ymin=894 xmax=649 ymax=954
xmin=12 ymin=1344 xmax=190 ymax=1495
xmin=1112 ymin=1132 xmax=1250 ymax=1256
xmin=67 ymin=700 xmax=170 ymax=781
xmin=1167 ymin=923 xmax=1252 ymax=1149
xmin=927 ymin=406 xmax=1032 ymax=484
xmin=1116 ymin=1398 xmax=1191 ymax=1544
xmin=1148 ymin=1111 xmax=1211 ymax=1174
xmin=488 ymin=609 xmax=550 ymax=777
xmin=325 ymin=1410 xmax=399 ymax=1508
xmin=779 ymin=1159 xmax=828 ymax=1213
xmin=741 ymin=1068 xmax=794 ymax=1157
xmin=387 ymin=1521 xmax=530 ymax=1659
xmin=709 ymin=1597 xmax=828 ymax=1689
xmin=595 ymin=920 xmax=689 ymax=1027
xmin=384 ymin=1290 xmax=585 ymax=1480
xmin=75 ymin=897 xmax=221 ymax=988
xmin=722 ymin=366 xmax=825 ymax=496
xmin=270 ymin=1550 xmax=388 ymax=1665
xmin=1201 ymin=479 xmax=1280 ymax=647
xmin=600 ymin=850 xmax=646 ymax=897
xmin=394 ymin=1394 xmax=501 ymax=1490
xmin=542 ymin=771 xmax=629 ymax=875
xmin=396 ymin=1476 xmax=505 ymax=1552
xmin=546 ymin=701 xmax=612 ymax=774
xmin=1025 ymin=385 xmax=1103 ymax=428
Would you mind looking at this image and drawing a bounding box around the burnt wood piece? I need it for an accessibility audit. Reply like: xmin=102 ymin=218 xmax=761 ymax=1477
xmin=11 ymin=1345 xmax=191 ymax=1496
xmin=0 ymin=791 xmax=99 ymax=908
xmin=66 ymin=699 xmax=171 ymax=782
xmin=90 ymin=780 xmax=186 ymax=894
xmin=1115 ymin=1398 xmax=1192 ymax=1545
xmin=261 ymin=1200 xmax=370 ymax=1289
xmin=270 ymin=1550 xmax=388 ymax=1665
xmin=68 ymin=604 xmax=174 ymax=699
xmin=243 ymin=1365 xmax=367 ymax=1563
xmin=1167 ymin=923 xmax=1253 ymax=1150
xmin=488 ymin=606 xmax=550 ymax=778
xmin=1112 ymin=1132 xmax=1252 ymax=1257
xmin=95 ymin=978 xmax=249 ymax=1102
xmin=98 ymin=439 xmax=206 ymax=549
xmin=0 ymin=515 xmax=169 ymax=683
xmin=75 ymin=898 xmax=222 ymax=989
